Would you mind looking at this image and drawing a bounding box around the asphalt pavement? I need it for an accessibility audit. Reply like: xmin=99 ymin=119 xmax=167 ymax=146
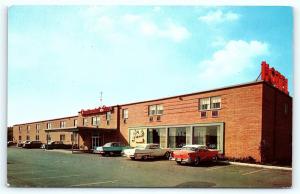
xmin=7 ymin=147 xmax=292 ymax=188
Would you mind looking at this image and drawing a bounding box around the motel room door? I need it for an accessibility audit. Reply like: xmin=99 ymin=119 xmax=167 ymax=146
xmin=91 ymin=133 xmax=102 ymax=150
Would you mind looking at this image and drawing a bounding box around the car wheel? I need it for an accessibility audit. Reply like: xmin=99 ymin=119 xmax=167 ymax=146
xmin=109 ymin=152 xmax=114 ymax=156
xmin=212 ymin=155 xmax=218 ymax=162
xmin=142 ymin=155 xmax=148 ymax=160
xmin=176 ymin=161 xmax=182 ymax=165
xmin=130 ymin=157 xmax=135 ymax=160
xmin=164 ymin=152 xmax=170 ymax=159
xmin=104 ymin=152 xmax=110 ymax=157
xmin=194 ymin=157 xmax=200 ymax=166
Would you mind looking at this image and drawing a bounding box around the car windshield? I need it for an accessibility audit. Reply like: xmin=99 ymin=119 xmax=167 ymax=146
xmin=103 ymin=143 xmax=112 ymax=147
xmin=181 ymin=146 xmax=198 ymax=151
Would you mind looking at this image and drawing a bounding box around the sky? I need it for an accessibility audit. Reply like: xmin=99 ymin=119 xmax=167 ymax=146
xmin=8 ymin=6 xmax=293 ymax=126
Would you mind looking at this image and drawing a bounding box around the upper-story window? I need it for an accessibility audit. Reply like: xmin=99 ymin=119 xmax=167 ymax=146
xmin=199 ymin=96 xmax=222 ymax=110
xmin=83 ymin=118 xmax=88 ymax=126
xmin=60 ymin=121 xmax=66 ymax=128
xmin=211 ymin=96 xmax=221 ymax=109
xmin=47 ymin=123 xmax=52 ymax=129
xmin=92 ymin=116 xmax=100 ymax=126
xmin=74 ymin=119 xmax=78 ymax=127
xmin=36 ymin=124 xmax=40 ymax=134
xmin=106 ymin=112 xmax=111 ymax=121
xmin=149 ymin=104 xmax=164 ymax=115
xmin=27 ymin=125 xmax=30 ymax=133
xmin=122 ymin=109 xmax=128 ymax=119
xmin=200 ymin=98 xmax=210 ymax=110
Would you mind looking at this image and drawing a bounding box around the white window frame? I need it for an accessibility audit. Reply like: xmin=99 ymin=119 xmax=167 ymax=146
xmin=92 ymin=116 xmax=100 ymax=126
xmin=83 ymin=118 xmax=88 ymax=126
xmin=149 ymin=104 xmax=164 ymax=115
xmin=123 ymin=109 xmax=129 ymax=119
xmin=106 ymin=112 xmax=111 ymax=121
xmin=47 ymin=123 xmax=52 ymax=129
xmin=199 ymin=97 xmax=210 ymax=111
xmin=74 ymin=119 xmax=77 ymax=127
xmin=60 ymin=121 xmax=66 ymax=128
xmin=211 ymin=96 xmax=221 ymax=110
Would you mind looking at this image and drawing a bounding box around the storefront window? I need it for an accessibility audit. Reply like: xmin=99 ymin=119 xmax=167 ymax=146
xmin=147 ymin=128 xmax=160 ymax=144
xmin=168 ymin=127 xmax=188 ymax=148
xmin=193 ymin=125 xmax=221 ymax=150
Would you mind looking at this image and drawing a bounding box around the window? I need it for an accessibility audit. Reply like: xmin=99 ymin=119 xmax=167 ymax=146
xmin=27 ymin=125 xmax=30 ymax=133
xmin=200 ymin=111 xmax=207 ymax=118
xmin=47 ymin=134 xmax=51 ymax=141
xmin=36 ymin=124 xmax=40 ymax=130
xmin=168 ymin=127 xmax=188 ymax=148
xmin=106 ymin=112 xmax=111 ymax=121
xmin=71 ymin=133 xmax=78 ymax=142
xmin=36 ymin=135 xmax=39 ymax=141
xmin=83 ymin=118 xmax=88 ymax=126
xmin=26 ymin=135 xmax=30 ymax=141
xmin=193 ymin=125 xmax=221 ymax=150
xmin=47 ymin=123 xmax=52 ymax=129
xmin=147 ymin=128 xmax=160 ymax=144
xmin=60 ymin=121 xmax=66 ymax=128
xmin=149 ymin=104 xmax=164 ymax=115
xmin=19 ymin=136 xmax=22 ymax=141
xmin=92 ymin=116 xmax=100 ymax=126
xmin=212 ymin=110 xmax=219 ymax=117
xmin=200 ymin=98 xmax=210 ymax=110
xmin=74 ymin=119 xmax=77 ymax=127
xmin=123 ymin=109 xmax=128 ymax=119
xmin=211 ymin=96 xmax=221 ymax=109
xmin=60 ymin=134 xmax=65 ymax=141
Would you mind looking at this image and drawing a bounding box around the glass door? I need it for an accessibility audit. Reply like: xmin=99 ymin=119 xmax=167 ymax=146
xmin=92 ymin=133 xmax=101 ymax=150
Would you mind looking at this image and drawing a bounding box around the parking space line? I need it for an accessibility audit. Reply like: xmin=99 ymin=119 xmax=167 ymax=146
xmin=71 ymin=180 xmax=118 ymax=187
xmin=206 ymin=166 xmax=229 ymax=171
xmin=242 ymin=169 xmax=267 ymax=176
xmin=8 ymin=170 xmax=57 ymax=175
xmin=30 ymin=175 xmax=81 ymax=180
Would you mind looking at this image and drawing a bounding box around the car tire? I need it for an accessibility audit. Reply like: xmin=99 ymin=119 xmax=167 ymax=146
xmin=164 ymin=152 xmax=170 ymax=159
xmin=176 ymin=161 xmax=182 ymax=165
xmin=194 ymin=157 xmax=200 ymax=166
xmin=130 ymin=157 xmax=135 ymax=160
xmin=109 ymin=152 xmax=114 ymax=156
xmin=142 ymin=155 xmax=148 ymax=160
xmin=212 ymin=155 xmax=218 ymax=162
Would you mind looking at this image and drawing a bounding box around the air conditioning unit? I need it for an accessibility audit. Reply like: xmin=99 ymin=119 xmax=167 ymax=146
xmin=212 ymin=110 xmax=219 ymax=117
xmin=149 ymin=116 xmax=153 ymax=122
xmin=157 ymin=115 xmax=161 ymax=121
xmin=200 ymin=111 xmax=207 ymax=118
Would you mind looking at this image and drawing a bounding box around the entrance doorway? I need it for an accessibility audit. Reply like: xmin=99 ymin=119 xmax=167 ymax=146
xmin=92 ymin=133 xmax=101 ymax=150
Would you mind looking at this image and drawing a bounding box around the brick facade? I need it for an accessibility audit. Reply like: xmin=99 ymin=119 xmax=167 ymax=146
xmin=12 ymin=81 xmax=292 ymax=164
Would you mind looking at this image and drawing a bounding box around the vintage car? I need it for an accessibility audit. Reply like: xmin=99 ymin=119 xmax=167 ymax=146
xmin=16 ymin=140 xmax=30 ymax=147
xmin=23 ymin=141 xmax=43 ymax=149
xmin=123 ymin=143 xmax=171 ymax=160
xmin=41 ymin=141 xmax=73 ymax=150
xmin=172 ymin=144 xmax=219 ymax=165
xmin=93 ymin=142 xmax=130 ymax=156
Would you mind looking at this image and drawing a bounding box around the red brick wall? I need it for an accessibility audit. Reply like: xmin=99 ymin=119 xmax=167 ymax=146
xmin=118 ymin=82 xmax=264 ymax=162
xmin=262 ymin=84 xmax=292 ymax=164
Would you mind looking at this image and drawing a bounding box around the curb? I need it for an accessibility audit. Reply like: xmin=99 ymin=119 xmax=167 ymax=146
xmin=219 ymin=161 xmax=292 ymax=171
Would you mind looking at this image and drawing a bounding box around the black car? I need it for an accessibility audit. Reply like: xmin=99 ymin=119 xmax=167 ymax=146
xmin=42 ymin=141 xmax=72 ymax=150
xmin=23 ymin=141 xmax=43 ymax=149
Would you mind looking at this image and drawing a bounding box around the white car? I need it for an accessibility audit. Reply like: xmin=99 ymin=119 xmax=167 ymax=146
xmin=123 ymin=143 xmax=171 ymax=160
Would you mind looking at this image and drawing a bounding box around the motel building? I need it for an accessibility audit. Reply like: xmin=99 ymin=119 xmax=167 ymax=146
xmin=12 ymin=62 xmax=292 ymax=164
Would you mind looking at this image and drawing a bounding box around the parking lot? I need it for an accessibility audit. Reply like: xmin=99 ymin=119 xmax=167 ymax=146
xmin=7 ymin=147 xmax=292 ymax=188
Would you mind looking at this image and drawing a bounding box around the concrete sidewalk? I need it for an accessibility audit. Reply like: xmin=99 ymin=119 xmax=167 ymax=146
xmin=219 ymin=161 xmax=292 ymax=171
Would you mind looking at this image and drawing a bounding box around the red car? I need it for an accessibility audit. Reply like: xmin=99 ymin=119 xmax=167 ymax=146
xmin=172 ymin=145 xmax=219 ymax=166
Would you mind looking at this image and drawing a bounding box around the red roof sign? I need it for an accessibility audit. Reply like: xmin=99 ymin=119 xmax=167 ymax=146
xmin=80 ymin=106 xmax=112 ymax=116
xmin=261 ymin=61 xmax=288 ymax=94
